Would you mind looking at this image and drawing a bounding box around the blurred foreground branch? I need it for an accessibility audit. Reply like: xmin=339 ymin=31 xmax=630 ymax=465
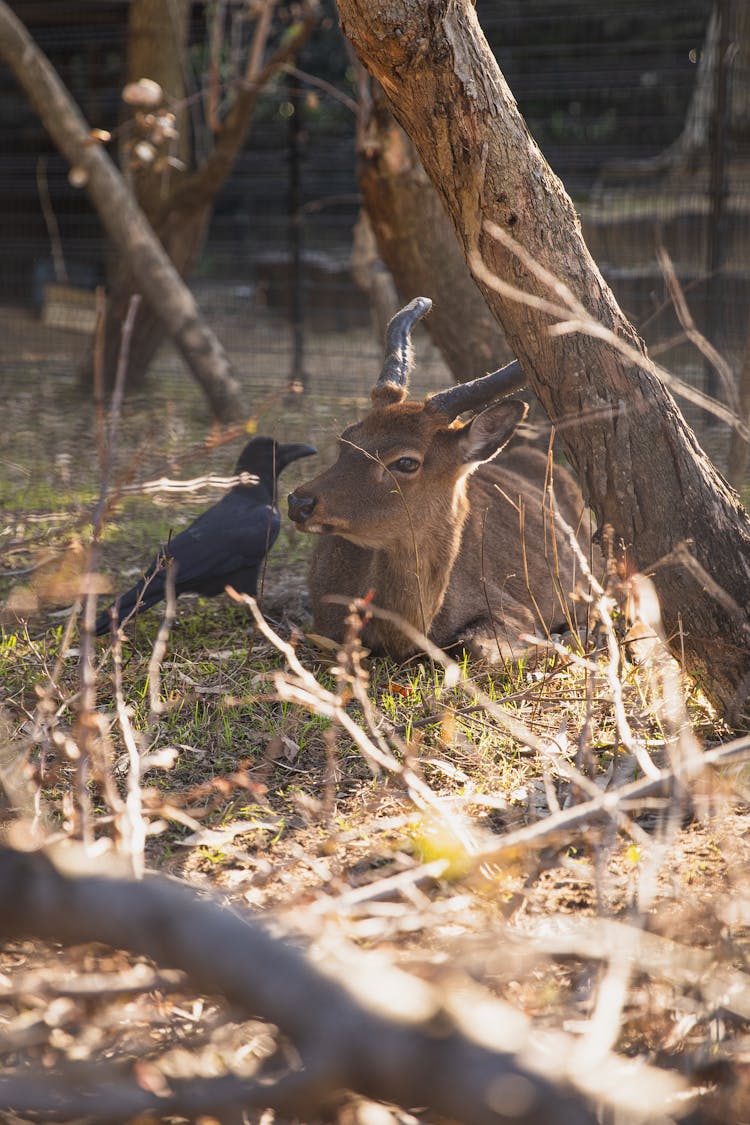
xmin=0 ymin=845 xmax=687 ymax=1124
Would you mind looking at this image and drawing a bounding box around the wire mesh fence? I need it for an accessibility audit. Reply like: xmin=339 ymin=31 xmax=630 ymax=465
xmin=3 ymin=0 xmax=749 ymax=467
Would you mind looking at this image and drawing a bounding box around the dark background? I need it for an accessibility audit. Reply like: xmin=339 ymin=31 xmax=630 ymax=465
xmin=5 ymin=0 xmax=744 ymax=425
xmin=0 ymin=3 xmax=713 ymax=291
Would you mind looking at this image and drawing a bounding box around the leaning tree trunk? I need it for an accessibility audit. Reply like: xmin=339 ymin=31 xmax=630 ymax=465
xmin=97 ymin=0 xmax=216 ymax=388
xmin=336 ymin=0 xmax=750 ymax=722
xmin=0 ymin=2 xmax=245 ymax=423
xmin=358 ymin=81 xmax=511 ymax=380
xmin=97 ymin=200 xmax=214 ymax=392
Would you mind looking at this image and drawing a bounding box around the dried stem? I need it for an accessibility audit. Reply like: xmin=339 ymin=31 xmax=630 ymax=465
xmin=472 ymin=223 xmax=749 ymax=438
xmin=656 ymin=243 xmax=739 ymax=414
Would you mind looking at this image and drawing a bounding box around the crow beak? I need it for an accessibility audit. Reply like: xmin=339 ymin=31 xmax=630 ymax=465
xmin=277 ymin=442 xmax=317 ymax=472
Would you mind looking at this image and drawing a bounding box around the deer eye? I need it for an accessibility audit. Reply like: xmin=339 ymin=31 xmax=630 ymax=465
xmin=388 ymin=456 xmax=421 ymax=474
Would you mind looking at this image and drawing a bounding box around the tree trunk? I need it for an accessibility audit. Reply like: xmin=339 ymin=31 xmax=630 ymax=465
xmin=605 ymin=2 xmax=750 ymax=178
xmin=673 ymin=0 xmax=750 ymax=168
xmin=94 ymin=0 xmax=196 ymax=389
xmin=96 ymin=201 xmax=213 ymax=392
xmin=350 ymin=208 xmax=400 ymax=344
xmin=665 ymin=5 xmax=719 ymax=174
xmin=335 ymin=0 xmax=750 ymax=722
xmin=0 ymin=1 xmax=245 ymax=423
xmin=731 ymin=2 xmax=750 ymax=146
xmin=93 ymin=0 xmax=318 ymax=389
xmin=121 ymin=0 xmax=193 ymax=216
xmin=358 ymin=81 xmax=512 ymax=380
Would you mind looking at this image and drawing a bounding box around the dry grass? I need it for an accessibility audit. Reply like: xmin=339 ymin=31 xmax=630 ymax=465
xmin=2 ymin=327 xmax=750 ymax=1124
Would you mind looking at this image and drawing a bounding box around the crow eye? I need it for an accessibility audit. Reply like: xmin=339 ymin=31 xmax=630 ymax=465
xmin=389 ymin=456 xmax=421 ymax=474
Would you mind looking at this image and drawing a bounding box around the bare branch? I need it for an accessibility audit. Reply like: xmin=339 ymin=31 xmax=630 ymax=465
xmin=655 ymin=244 xmax=739 ymax=415
xmin=166 ymin=1 xmax=320 ymax=213
xmin=472 ymin=223 xmax=749 ymax=438
xmin=474 ymin=732 xmax=750 ymax=869
xmin=0 ymin=846 xmax=685 ymax=1124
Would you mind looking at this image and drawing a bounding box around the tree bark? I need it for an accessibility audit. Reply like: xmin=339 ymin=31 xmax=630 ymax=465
xmin=335 ymin=0 xmax=750 ymax=722
xmin=358 ymin=81 xmax=512 ymax=379
xmin=0 ymin=1 xmax=245 ymax=423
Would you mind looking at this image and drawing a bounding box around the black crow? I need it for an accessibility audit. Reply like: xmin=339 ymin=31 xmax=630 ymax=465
xmin=95 ymin=436 xmax=316 ymax=635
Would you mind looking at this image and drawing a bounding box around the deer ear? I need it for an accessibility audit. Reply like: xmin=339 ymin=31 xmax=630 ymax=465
xmin=458 ymin=399 xmax=528 ymax=464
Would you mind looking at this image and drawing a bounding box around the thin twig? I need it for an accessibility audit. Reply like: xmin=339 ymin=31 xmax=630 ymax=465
xmin=282 ymin=63 xmax=359 ymax=114
xmin=553 ymin=510 xmax=661 ymax=780
xmin=147 ymin=557 xmax=178 ymax=719
xmin=230 ymin=593 xmax=474 ymax=843
xmin=113 ymin=635 xmax=146 ymax=880
xmin=472 ymin=222 xmax=749 ymax=438
xmin=647 ymin=539 xmax=750 ymax=636
xmin=474 ymin=732 xmax=750 ymax=869
xmin=246 ymin=0 xmax=277 ymax=84
xmin=656 ymin=243 xmax=739 ymax=414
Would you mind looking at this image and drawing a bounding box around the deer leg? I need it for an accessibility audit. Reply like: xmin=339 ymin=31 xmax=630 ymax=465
xmin=456 ymin=603 xmax=539 ymax=666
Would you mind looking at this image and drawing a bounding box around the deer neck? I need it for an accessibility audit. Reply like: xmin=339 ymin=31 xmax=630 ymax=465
xmin=366 ymin=486 xmax=469 ymax=658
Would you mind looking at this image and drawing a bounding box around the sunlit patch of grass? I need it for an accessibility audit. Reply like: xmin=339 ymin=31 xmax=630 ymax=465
xmin=1 ymin=494 xmax=670 ymax=898
xmin=0 ymin=353 xmax=718 ymax=953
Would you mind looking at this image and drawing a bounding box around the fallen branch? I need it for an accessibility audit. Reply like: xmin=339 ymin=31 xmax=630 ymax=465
xmin=0 ymin=845 xmax=685 ymax=1124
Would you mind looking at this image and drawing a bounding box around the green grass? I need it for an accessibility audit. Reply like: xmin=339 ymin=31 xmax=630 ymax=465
xmin=5 ymin=315 xmax=750 ymax=1125
xmin=0 ymin=353 xmax=727 ymax=996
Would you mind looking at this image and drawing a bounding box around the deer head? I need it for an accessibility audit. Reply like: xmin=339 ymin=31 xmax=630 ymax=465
xmin=287 ymin=297 xmax=528 ymax=551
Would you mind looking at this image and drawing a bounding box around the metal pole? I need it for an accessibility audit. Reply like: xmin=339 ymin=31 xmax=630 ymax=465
xmin=706 ymin=0 xmax=732 ymax=402
xmin=287 ymin=69 xmax=307 ymax=392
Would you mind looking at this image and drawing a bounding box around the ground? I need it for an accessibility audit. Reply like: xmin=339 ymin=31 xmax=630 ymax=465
xmin=1 ymin=306 xmax=750 ymax=1123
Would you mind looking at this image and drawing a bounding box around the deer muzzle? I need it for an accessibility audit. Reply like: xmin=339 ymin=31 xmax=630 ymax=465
xmin=287 ymin=490 xmax=347 ymax=535
xmin=287 ymin=490 xmax=317 ymax=526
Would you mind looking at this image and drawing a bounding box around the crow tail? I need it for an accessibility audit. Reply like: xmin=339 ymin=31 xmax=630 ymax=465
xmin=94 ymin=574 xmax=167 ymax=636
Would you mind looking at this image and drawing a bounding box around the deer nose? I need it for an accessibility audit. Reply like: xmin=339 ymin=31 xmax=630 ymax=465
xmin=288 ymin=491 xmax=317 ymax=524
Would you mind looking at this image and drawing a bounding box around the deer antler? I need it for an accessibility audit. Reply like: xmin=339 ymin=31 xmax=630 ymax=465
xmin=374 ymin=297 xmax=527 ymax=417
xmin=376 ymin=296 xmax=432 ymax=390
xmin=426 ymin=359 xmax=527 ymax=421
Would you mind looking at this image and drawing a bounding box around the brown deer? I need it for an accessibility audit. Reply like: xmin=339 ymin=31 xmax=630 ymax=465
xmin=288 ymin=298 xmax=592 ymax=663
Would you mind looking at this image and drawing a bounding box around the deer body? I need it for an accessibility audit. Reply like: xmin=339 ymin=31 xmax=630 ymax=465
xmin=289 ymin=298 xmax=591 ymax=663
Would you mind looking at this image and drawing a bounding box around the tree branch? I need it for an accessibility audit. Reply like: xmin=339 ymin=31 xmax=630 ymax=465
xmin=0 ymin=845 xmax=686 ymax=1124
xmin=165 ymin=1 xmax=319 ymax=215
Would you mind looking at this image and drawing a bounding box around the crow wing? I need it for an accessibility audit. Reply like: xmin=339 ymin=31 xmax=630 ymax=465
xmin=95 ymin=491 xmax=280 ymax=634
xmin=167 ymin=492 xmax=280 ymax=594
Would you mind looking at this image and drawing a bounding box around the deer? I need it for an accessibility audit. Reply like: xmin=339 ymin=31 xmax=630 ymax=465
xmin=288 ymin=297 xmax=593 ymax=664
